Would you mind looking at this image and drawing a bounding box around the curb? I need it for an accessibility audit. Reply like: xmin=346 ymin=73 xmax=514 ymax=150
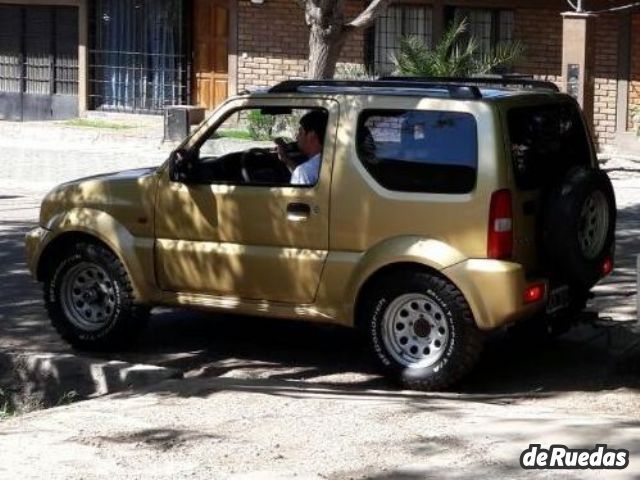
xmin=0 ymin=351 xmax=182 ymax=412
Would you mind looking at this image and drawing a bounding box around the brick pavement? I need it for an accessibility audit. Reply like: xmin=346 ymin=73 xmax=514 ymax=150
xmin=0 ymin=117 xmax=173 ymax=193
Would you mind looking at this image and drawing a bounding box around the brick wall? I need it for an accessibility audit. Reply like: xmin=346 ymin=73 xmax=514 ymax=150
xmin=237 ymin=0 xmax=365 ymax=92
xmin=592 ymin=13 xmax=619 ymax=146
xmin=513 ymin=8 xmax=620 ymax=148
xmin=236 ymin=2 xmax=622 ymax=149
xmin=628 ymin=13 xmax=640 ymax=132
xmin=513 ymin=7 xmax=563 ymax=83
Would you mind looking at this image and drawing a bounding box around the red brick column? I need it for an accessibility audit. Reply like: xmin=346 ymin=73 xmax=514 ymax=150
xmin=561 ymin=12 xmax=597 ymax=132
xmin=628 ymin=13 xmax=640 ymax=132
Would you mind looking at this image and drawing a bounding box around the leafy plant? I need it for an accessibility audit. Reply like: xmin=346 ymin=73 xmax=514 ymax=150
xmin=630 ymin=104 xmax=640 ymax=135
xmin=0 ymin=388 xmax=15 ymax=420
xmin=392 ymin=18 xmax=525 ymax=77
xmin=334 ymin=63 xmax=377 ymax=80
xmin=214 ymin=128 xmax=253 ymax=140
xmin=56 ymin=390 xmax=79 ymax=406
xmin=247 ymin=110 xmax=276 ymax=140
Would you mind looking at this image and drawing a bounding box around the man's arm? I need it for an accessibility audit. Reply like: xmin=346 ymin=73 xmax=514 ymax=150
xmin=276 ymin=142 xmax=297 ymax=172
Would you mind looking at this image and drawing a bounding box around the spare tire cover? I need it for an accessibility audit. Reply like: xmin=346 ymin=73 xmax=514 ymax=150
xmin=542 ymin=167 xmax=616 ymax=289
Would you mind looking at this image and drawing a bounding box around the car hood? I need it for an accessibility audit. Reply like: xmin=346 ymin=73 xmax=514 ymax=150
xmin=39 ymin=167 xmax=160 ymax=231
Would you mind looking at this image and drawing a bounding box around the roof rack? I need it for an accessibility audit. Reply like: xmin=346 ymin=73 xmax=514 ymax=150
xmin=268 ymin=79 xmax=483 ymax=99
xmin=378 ymin=76 xmax=560 ymax=92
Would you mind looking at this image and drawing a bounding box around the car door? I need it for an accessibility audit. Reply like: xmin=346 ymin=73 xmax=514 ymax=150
xmin=154 ymin=97 xmax=338 ymax=304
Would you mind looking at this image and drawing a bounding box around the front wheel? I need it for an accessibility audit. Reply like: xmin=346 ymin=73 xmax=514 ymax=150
xmin=44 ymin=242 xmax=149 ymax=350
xmin=361 ymin=271 xmax=483 ymax=391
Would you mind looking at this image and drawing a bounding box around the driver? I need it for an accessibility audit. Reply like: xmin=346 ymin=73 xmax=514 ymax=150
xmin=276 ymin=110 xmax=327 ymax=186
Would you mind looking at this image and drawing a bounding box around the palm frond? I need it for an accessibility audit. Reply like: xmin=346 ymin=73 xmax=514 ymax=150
xmin=435 ymin=18 xmax=468 ymax=60
xmin=393 ymin=17 xmax=526 ymax=78
xmin=474 ymin=40 xmax=525 ymax=74
xmin=392 ymin=35 xmax=434 ymax=76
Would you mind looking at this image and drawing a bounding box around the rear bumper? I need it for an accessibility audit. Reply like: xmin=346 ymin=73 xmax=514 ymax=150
xmin=442 ymin=259 xmax=546 ymax=330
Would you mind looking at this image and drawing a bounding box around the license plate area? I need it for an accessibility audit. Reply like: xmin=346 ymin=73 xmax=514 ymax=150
xmin=546 ymin=285 xmax=570 ymax=314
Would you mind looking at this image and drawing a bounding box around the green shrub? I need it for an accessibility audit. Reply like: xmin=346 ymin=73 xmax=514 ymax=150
xmin=247 ymin=110 xmax=276 ymax=140
xmin=0 ymin=388 xmax=15 ymax=420
xmin=630 ymin=104 xmax=640 ymax=135
xmin=392 ymin=18 xmax=525 ymax=77
xmin=334 ymin=64 xmax=376 ymax=80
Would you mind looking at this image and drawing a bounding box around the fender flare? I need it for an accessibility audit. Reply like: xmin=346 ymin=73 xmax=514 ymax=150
xmin=38 ymin=208 xmax=157 ymax=301
xmin=344 ymin=236 xmax=467 ymax=322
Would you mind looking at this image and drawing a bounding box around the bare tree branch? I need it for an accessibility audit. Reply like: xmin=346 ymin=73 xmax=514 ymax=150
xmin=295 ymin=0 xmax=390 ymax=78
xmin=345 ymin=0 xmax=389 ymax=30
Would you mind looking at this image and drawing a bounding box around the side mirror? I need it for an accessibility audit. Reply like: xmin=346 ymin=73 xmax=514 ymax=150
xmin=169 ymin=148 xmax=197 ymax=183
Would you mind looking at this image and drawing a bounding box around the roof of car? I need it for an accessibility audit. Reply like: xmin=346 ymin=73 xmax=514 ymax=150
xmin=262 ymin=77 xmax=559 ymax=100
xmin=244 ymin=78 xmax=561 ymax=102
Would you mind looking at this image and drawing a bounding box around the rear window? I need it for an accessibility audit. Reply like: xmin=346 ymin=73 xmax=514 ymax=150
xmin=508 ymin=102 xmax=591 ymax=190
xmin=356 ymin=110 xmax=478 ymax=194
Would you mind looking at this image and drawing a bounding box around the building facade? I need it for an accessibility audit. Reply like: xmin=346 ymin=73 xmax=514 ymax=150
xmin=0 ymin=0 xmax=638 ymax=152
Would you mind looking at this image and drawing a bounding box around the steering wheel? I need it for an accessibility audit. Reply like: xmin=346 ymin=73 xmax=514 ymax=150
xmin=240 ymin=147 xmax=273 ymax=183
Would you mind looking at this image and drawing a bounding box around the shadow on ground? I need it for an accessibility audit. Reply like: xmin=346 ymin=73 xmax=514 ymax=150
xmin=0 ymin=221 xmax=65 ymax=353
xmin=1 ymin=194 xmax=639 ymax=406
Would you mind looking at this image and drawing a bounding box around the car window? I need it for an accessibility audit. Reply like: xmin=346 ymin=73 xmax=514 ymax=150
xmin=193 ymin=107 xmax=325 ymax=187
xmin=356 ymin=110 xmax=478 ymax=194
xmin=508 ymin=102 xmax=591 ymax=190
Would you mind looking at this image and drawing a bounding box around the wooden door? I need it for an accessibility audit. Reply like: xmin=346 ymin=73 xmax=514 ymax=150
xmin=193 ymin=0 xmax=229 ymax=110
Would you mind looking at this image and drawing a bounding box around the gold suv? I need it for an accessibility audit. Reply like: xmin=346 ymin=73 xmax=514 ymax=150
xmin=26 ymin=79 xmax=616 ymax=390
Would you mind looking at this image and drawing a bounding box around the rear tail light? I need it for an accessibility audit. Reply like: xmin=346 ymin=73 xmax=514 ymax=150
xmin=523 ymin=283 xmax=545 ymax=304
xmin=602 ymin=257 xmax=613 ymax=276
xmin=488 ymin=189 xmax=513 ymax=259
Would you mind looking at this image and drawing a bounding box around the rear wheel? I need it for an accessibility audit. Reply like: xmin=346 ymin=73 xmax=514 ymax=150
xmin=44 ymin=242 xmax=149 ymax=350
xmin=361 ymin=271 xmax=483 ymax=391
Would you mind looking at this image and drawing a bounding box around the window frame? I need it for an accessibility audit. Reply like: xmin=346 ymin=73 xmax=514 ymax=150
xmin=444 ymin=6 xmax=515 ymax=60
xmin=189 ymin=105 xmax=329 ymax=189
xmin=367 ymin=4 xmax=434 ymax=76
xmin=355 ymin=108 xmax=479 ymax=195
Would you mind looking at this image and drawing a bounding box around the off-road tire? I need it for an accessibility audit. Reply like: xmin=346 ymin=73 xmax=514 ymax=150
xmin=44 ymin=242 xmax=149 ymax=351
xmin=361 ymin=271 xmax=483 ymax=391
xmin=542 ymin=167 xmax=616 ymax=289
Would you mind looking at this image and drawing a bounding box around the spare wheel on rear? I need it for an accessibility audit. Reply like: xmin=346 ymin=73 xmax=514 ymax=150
xmin=542 ymin=167 xmax=616 ymax=289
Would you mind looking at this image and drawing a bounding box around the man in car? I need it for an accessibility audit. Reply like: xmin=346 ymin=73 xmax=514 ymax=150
xmin=276 ymin=110 xmax=327 ymax=186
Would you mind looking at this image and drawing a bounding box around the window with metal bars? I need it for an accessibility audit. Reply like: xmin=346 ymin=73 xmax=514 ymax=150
xmin=0 ymin=5 xmax=78 ymax=96
xmin=89 ymin=0 xmax=188 ymax=113
xmin=369 ymin=5 xmax=433 ymax=76
xmin=447 ymin=7 xmax=514 ymax=58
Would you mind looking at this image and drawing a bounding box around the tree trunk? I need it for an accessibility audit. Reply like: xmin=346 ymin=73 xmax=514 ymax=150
xmin=299 ymin=0 xmax=388 ymax=79
xmin=308 ymin=26 xmax=346 ymax=79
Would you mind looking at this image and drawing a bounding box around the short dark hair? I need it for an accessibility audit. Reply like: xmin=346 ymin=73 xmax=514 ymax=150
xmin=299 ymin=110 xmax=328 ymax=144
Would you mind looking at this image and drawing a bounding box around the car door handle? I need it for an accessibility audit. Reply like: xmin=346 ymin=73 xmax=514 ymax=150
xmin=286 ymin=202 xmax=311 ymax=222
